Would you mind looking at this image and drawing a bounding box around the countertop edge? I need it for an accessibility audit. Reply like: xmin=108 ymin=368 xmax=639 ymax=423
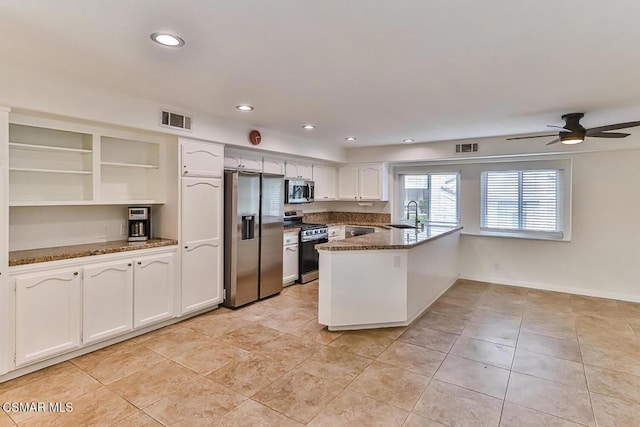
xmin=317 ymin=226 xmax=463 ymax=252
xmin=9 ymin=239 xmax=179 ymax=267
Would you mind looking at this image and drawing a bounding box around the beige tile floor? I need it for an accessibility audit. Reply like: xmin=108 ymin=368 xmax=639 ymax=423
xmin=1 ymin=279 xmax=640 ymax=426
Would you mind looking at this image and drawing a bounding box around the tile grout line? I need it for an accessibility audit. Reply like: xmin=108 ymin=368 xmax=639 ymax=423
xmin=498 ymin=296 xmax=524 ymax=427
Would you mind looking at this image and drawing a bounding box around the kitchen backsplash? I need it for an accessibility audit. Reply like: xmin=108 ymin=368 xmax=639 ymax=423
xmin=303 ymin=211 xmax=391 ymax=224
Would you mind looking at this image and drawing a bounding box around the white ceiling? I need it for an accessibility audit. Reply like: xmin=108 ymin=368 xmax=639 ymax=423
xmin=2 ymin=0 xmax=640 ymax=147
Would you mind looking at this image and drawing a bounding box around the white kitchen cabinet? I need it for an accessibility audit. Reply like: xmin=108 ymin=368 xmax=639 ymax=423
xmin=180 ymin=139 xmax=224 ymax=315
xmin=328 ymin=225 xmax=345 ymax=242
xmin=263 ymin=158 xmax=285 ymax=175
xmin=15 ymin=268 xmax=81 ymax=367
xmin=83 ymin=260 xmax=133 ymax=345
xmin=338 ymin=163 xmax=388 ymax=201
xmin=338 ymin=166 xmax=359 ymax=200
xmin=181 ymin=139 xmax=224 ymax=177
xmin=285 ymin=162 xmax=312 ymax=180
xmin=283 ymin=232 xmax=299 ymax=285
xmin=224 ymin=150 xmax=262 ymax=172
xmin=181 ymin=241 xmax=222 ymax=313
xmin=313 ymin=164 xmax=338 ymax=200
xmin=134 ymin=253 xmax=176 ymax=327
xmin=181 ymin=177 xmax=222 ymax=242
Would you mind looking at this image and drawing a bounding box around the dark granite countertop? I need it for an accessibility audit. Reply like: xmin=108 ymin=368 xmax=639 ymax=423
xmin=316 ymin=226 xmax=463 ymax=251
xmin=9 ymin=238 xmax=179 ymax=266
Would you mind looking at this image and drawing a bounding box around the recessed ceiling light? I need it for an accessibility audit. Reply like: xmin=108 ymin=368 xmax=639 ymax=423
xmin=403 ymin=139 xmax=415 ymax=143
xmin=150 ymin=32 xmax=185 ymax=47
xmin=235 ymin=105 xmax=254 ymax=112
xmin=345 ymin=136 xmax=357 ymax=141
xmin=302 ymin=124 xmax=315 ymax=130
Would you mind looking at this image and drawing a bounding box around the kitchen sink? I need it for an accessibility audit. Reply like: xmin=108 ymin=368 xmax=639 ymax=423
xmin=388 ymin=224 xmax=418 ymax=229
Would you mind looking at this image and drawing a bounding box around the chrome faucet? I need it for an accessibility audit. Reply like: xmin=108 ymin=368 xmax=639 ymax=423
xmin=406 ymin=200 xmax=421 ymax=229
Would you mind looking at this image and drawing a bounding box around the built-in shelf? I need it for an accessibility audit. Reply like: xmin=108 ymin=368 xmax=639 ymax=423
xmin=101 ymin=162 xmax=159 ymax=169
xmin=7 ymin=121 xmax=166 ymax=205
xmin=9 ymin=168 xmax=93 ymax=175
xmin=9 ymin=142 xmax=92 ymax=154
xmin=9 ymin=199 xmax=162 ymax=207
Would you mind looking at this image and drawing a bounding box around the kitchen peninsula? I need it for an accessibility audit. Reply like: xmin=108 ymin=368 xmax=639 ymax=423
xmin=316 ymin=225 xmax=462 ymax=331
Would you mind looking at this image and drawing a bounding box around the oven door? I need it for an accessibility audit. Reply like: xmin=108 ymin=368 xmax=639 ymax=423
xmin=285 ymin=180 xmax=313 ymax=204
xmin=299 ymin=236 xmax=328 ymax=283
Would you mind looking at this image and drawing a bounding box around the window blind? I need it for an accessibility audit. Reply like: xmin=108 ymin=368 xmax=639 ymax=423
xmin=481 ymin=169 xmax=562 ymax=237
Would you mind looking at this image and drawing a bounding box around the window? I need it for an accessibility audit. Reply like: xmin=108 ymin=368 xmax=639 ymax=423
xmin=399 ymin=173 xmax=459 ymax=225
xmin=481 ymin=169 xmax=563 ymax=238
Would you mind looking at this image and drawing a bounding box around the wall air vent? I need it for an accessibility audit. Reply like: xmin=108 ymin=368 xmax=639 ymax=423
xmin=160 ymin=109 xmax=192 ymax=131
xmin=455 ymin=143 xmax=478 ymax=153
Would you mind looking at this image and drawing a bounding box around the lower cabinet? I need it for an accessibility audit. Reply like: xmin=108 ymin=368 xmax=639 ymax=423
xmin=12 ymin=249 xmax=176 ymax=369
xmin=181 ymin=240 xmax=222 ymax=314
xmin=134 ymin=253 xmax=176 ymax=328
xmin=328 ymin=225 xmax=345 ymax=242
xmin=83 ymin=260 xmax=133 ymax=345
xmin=15 ymin=268 xmax=81 ymax=367
xmin=283 ymin=232 xmax=299 ymax=285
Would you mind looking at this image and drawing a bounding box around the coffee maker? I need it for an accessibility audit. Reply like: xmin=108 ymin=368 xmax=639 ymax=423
xmin=128 ymin=207 xmax=150 ymax=242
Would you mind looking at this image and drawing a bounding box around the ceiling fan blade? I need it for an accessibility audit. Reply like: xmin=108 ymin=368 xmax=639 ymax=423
xmin=546 ymin=138 xmax=561 ymax=146
xmin=587 ymin=131 xmax=630 ymax=138
xmin=586 ymin=121 xmax=640 ymax=134
xmin=507 ymin=134 xmax=557 ymax=141
xmin=546 ymin=125 xmax=571 ymax=132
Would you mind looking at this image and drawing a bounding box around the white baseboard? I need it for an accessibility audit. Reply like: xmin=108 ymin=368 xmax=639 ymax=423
xmin=459 ymin=273 xmax=640 ymax=303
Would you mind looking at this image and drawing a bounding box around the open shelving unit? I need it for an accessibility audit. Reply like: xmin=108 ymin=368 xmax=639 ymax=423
xmin=100 ymin=136 xmax=162 ymax=203
xmin=9 ymin=124 xmax=93 ymax=204
xmin=7 ymin=121 xmax=167 ymax=206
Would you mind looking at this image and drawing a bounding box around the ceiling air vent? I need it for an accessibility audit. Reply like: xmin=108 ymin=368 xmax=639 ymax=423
xmin=455 ymin=143 xmax=478 ymax=153
xmin=160 ymin=109 xmax=192 ymax=131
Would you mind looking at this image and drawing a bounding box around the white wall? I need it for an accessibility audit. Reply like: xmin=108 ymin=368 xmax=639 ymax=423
xmin=286 ymin=200 xmax=390 ymax=214
xmin=0 ymin=64 xmax=345 ymax=163
xmin=9 ymin=206 xmax=132 ymax=251
xmin=351 ymin=137 xmax=640 ymax=301
xmin=461 ymin=149 xmax=640 ymax=302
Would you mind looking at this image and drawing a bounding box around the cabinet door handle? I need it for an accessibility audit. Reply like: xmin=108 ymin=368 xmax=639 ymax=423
xmin=73 ymin=272 xmax=79 ymax=276
xmin=137 ymin=261 xmax=142 ymax=265
xmin=184 ymin=170 xmax=189 ymax=174
xmin=128 ymin=263 xmax=132 ymax=267
xmin=184 ymin=245 xmax=189 ymax=249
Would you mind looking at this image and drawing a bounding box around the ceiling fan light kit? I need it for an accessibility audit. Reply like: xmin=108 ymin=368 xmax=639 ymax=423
xmin=507 ymin=112 xmax=640 ymax=146
xmin=560 ymin=136 xmax=584 ymax=145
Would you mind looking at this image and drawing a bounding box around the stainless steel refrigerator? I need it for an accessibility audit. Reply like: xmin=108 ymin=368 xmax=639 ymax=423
xmin=223 ymin=170 xmax=284 ymax=308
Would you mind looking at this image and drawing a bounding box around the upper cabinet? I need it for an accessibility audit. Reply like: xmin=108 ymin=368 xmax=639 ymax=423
xmin=181 ymin=139 xmax=224 ymax=177
xmin=263 ymin=158 xmax=285 ymax=175
xmin=338 ymin=166 xmax=359 ymax=200
xmin=285 ymin=162 xmax=312 ymax=180
xmin=338 ymin=163 xmax=388 ymax=201
xmin=313 ymin=164 xmax=338 ymax=200
xmin=7 ymin=116 xmax=172 ymax=206
xmin=224 ymin=150 xmax=262 ymax=172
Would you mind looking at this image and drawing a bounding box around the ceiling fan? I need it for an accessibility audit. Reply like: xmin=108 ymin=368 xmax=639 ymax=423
xmin=507 ymin=113 xmax=640 ymax=145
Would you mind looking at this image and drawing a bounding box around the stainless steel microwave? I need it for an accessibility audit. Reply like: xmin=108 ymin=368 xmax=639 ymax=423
xmin=285 ymin=179 xmax=314 ymax=204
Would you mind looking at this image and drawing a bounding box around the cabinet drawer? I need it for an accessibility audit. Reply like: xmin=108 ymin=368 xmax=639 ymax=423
xmin=284 ymin=232 xmax=299 ymax=245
